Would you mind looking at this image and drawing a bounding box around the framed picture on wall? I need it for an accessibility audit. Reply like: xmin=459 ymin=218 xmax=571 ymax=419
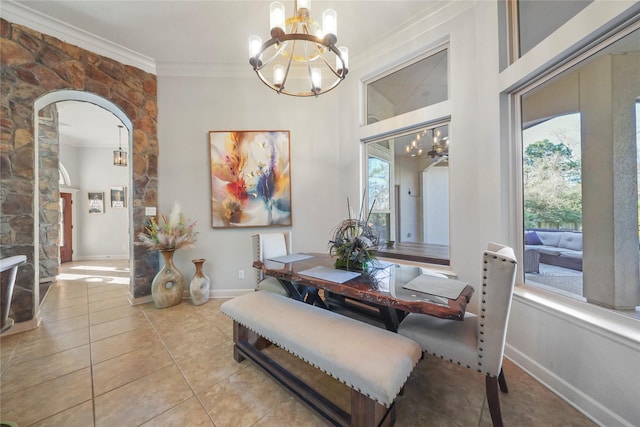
xmin=110 ymin=186 xmax=126 ymax=208
xmin=88 ymin=192 xmax=104 ymax=213
xmin=209 ymin=130 xmax=292 ymax=228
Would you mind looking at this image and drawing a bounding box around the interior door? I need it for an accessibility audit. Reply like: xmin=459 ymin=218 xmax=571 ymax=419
xmin=60 ymin=192 xmax=73 ymax=263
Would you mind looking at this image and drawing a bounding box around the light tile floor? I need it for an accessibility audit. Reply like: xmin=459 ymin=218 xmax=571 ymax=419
xmin=0 ymin=260 xmax=596 ymax=426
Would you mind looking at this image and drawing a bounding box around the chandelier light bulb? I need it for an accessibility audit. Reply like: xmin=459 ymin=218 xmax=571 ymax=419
xmin=311 ymin=68 xmax=322 ymax=91
xmin=249 ymin=35 xmax=262 ymax=58
xmin=273 ymin=64 xmax=284 ymax=88
xmin=270 ymin=2 xmax=286 ymax=36
xmin=337 ymin=46 xmax=348 ymax=74
xmin=322 ymin=9 xmax=337 ymax=43
xmin=297 ymin=0 xmax=311 ymax=16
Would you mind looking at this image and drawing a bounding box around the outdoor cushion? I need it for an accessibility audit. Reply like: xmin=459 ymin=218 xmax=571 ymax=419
xmin=525 ymin=231 xmax=543 ymax=245
xmin=558 ymin=232 xmax=582 ymax=251
xmin=535 ymin=231 xmax=562 ymax=247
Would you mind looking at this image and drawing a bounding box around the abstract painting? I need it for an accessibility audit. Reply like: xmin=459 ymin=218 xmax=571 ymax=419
xmin=209 ymin=130 xmax=292 ymax=228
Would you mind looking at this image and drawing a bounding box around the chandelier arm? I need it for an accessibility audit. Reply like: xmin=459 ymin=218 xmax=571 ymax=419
xmin=301 ymin=37 xmax=318 ymax=96
xmin=251 ymin=37 xmax=283 ymax=70
xmin=280 ymin=41 xmax=296 ymax=93
xmin=316 ymin=45 xmax=346 ymax=79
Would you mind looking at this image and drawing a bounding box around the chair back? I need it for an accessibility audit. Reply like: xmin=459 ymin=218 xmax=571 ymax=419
xmin=477 ymin=242 xmax=517 ymax=376
xmin=252 ymin=232 xmax=291 ymax=283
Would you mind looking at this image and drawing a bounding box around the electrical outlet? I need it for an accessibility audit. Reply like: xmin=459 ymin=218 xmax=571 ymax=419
xmin=238 ymin=270 xmax=245 ymax=279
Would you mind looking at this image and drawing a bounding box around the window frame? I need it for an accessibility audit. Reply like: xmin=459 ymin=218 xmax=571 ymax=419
xmin=510 ymin=20 xmax=640 ymax=313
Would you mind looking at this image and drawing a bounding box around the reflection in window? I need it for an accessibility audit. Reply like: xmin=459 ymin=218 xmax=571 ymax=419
xmin=366 ymin=49 xmax=448 ymax=124
xmin=520 ymin=27 xmax=640 ymax=312
xmin=365 ymin=123 xmax=450 ymax=265
xmin=368 ymin=155 xmax=391 ymax=242
xmin=506 ymin=0 xmax=592 ymax=62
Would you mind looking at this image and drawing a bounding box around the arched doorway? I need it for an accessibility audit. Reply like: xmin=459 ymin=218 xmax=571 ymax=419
xmin=34 ymin=90 xmax=134 ymax=316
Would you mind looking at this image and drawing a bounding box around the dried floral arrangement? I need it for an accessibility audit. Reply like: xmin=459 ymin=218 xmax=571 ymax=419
xmin=138 ymin=204 xmax=198 ymax=251
xmin=328 ymin=195 xmax=380 ymax=270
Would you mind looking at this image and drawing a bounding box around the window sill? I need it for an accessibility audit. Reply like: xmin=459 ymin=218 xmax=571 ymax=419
xmin=514 ymin=283 xmax=640 ymax=347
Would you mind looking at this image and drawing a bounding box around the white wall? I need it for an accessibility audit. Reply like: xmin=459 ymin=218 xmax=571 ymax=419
xmin=156 ymin=74 xmax=348 ymax=295
xmin=60 ymin=142 xmax=130 ymax=260
xmin=423 ymin=166 xmax=449 ymax=245
xmin=155 ymin=1 xmax=639 ymax=425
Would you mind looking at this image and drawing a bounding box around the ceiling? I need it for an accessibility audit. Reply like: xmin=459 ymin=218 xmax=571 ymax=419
xmin=11 ymin=0 xmax=448 ymax=147
xmin=13 ymin=1 xmax=444 ymax=65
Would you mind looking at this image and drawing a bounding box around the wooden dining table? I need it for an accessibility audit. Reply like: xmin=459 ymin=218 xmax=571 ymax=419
xmin=252 ymin=252 xmax=475 ymax=332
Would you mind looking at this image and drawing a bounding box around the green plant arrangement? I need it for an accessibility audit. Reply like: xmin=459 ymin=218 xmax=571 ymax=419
xmin=328 ymin=196 xmax=380 ymax=271
xmin=137 ymin=204 xmax=198 ymax=251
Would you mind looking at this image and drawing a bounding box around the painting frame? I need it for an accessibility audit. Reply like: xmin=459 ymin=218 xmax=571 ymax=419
xmin=88 ymin=192 xmax=104 ymax=213
xmin=209 ymin=130 xmax=292 ymax=228
xmin=110 ymin=186 xmax=126 ymax=208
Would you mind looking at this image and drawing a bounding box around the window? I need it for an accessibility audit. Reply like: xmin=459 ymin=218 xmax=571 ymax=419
xmin=519 ymin=26 xmax=640 ymax=312
xmin=503 ymin=0 xmax=593 ymax=63
xmin=365 ymin=123 xmax=450 ymax=265
xmin=366 ymin=49 xmax=448 ymax=124
xmin=364 ymin=48 xmax=451 ymax=265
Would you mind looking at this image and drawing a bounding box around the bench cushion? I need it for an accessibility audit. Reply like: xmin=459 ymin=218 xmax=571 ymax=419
xmin=221 ymin=291 xmax=422 ymax=407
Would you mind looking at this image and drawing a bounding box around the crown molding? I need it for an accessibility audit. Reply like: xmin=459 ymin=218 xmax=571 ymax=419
xmin=155 ymin=62 xmax=248 ymax=78
xmin=1 ymin=1 xmax=156 ymax=74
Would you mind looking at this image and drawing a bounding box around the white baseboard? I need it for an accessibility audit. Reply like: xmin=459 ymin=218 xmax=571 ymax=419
xmin=210 ymin=289 xmax=253 ymax=299
xmin=0 ymin=315 xmax=40 ymax=337
xmin=128 ymin=294 xmax=153 ymax=306
xmin=505 ymin=344 xmax=634 ymax=427
xmin=74 ymin=255 xmax=129 ymax=261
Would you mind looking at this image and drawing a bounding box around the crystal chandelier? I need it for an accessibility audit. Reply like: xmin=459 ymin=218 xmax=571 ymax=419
xmin=249 ymin=0 xmax=349 ymax=97
xmin=113 ymin=125 xmax=127 ymax=167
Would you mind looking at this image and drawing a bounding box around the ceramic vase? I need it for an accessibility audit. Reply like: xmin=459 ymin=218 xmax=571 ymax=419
xmin=151 ymin=250 xmax=185 ymax=309
xmin=190 ymin=258 xmax=210 ymax=306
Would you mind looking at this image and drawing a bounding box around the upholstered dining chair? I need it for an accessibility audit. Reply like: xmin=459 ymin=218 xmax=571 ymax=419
xmin=397 ymin=242 xmax=518 ymax=427
xmin=252 ymin=232 xmax=292 ymax=296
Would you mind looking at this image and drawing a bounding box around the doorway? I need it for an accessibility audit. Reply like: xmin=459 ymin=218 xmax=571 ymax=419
xmin=60 ymin=192 xmax=72 ymax=263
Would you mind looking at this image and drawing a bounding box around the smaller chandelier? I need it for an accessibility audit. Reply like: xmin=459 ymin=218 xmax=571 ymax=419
xmin=405 ymin=131 xmax=425 ymax=157
xmin=405 ymin=128 xmax=449 ymax=158
xmin=249 ymin=0 xmax=349 ymax=97
xmin=113 ymin=125 xmax=127 ymax=167
xmin=427 ymin=129 xmax=449 ymax=159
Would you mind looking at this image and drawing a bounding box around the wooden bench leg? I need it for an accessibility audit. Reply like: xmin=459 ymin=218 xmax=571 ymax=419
xmin=232 ymin=321 xmax=271 ymax=362
xmin=351 ymin=389 xmax=395 ymax=427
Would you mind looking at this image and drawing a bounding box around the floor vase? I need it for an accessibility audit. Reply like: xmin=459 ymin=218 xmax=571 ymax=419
xmin=190 ymin=258 xmax=210 ymax=305
xmin=151 ymin=250 xmax=185 ymax=309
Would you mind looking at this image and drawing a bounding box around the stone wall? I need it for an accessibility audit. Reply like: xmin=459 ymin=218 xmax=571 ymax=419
xmin=0 ymin=18 xmax=159 ymax=323
xmin=38 ymin=104 xmax=59 ymax=283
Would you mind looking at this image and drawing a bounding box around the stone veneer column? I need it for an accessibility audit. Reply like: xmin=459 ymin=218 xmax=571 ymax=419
xmin=0 ymin=19 xmax=159 ymax=323
xmin=38 ymin=104 xmax=60 ymax=284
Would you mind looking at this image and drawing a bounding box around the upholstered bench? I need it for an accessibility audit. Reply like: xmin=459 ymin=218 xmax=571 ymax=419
xmin=221 ymin=291 xmax=422 ymax=427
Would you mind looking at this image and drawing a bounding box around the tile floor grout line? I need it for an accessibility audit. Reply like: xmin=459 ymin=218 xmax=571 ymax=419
xmin=138 ymin=305 xmax=220 ymax=426
xmin=85 ymin=277 xmax=99 ymax=427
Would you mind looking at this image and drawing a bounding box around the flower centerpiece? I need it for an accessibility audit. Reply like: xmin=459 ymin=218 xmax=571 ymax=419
xmin=137 ymin=204 xmax=198 ymax=309
xmin=329 ymin=196 xmax=380 ymax=271
xmin=138 ymin=204 xmax=198 ymax=251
